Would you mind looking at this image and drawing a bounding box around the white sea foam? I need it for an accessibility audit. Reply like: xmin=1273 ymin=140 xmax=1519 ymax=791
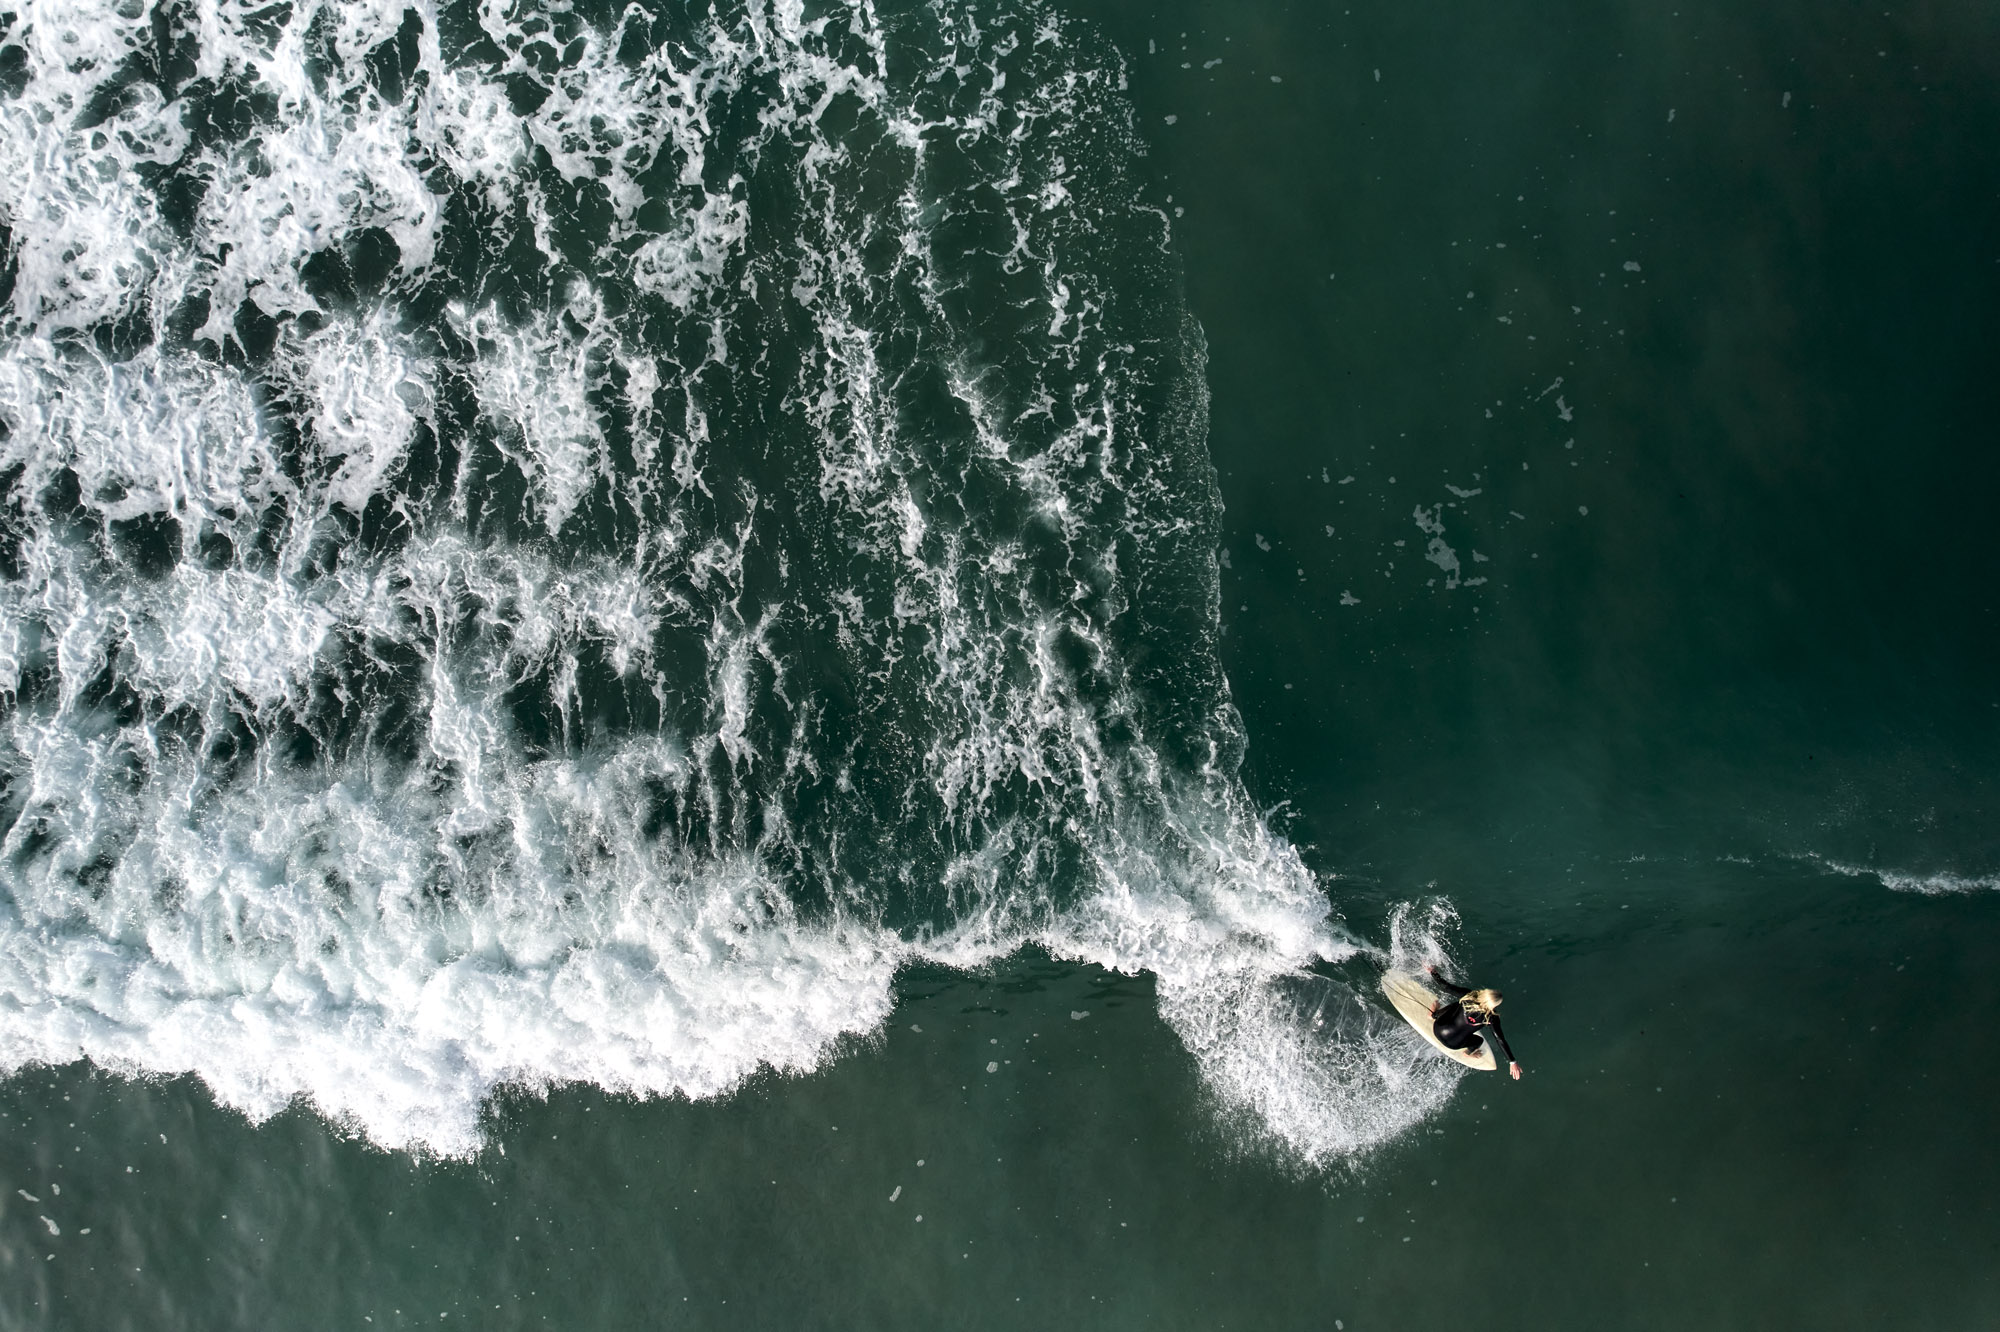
xmin=293 ymin=311 xmax=433 ymax=515
xmin=0 ymin=0 xmax=1455 ymax=1165
xmin=0 ymin=743 xmax=907 ymax=1156
xmin=630 ymin=194 xmax=751 ymax=313
xmin=191 ymin=93 xmax=440 ymax=345
xmin=450 ymin=295 xmax=609 ymax=534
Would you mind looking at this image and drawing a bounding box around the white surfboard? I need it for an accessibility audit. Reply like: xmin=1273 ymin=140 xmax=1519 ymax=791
xmin=1380 ymin=969 xmax=1498 ymax=1071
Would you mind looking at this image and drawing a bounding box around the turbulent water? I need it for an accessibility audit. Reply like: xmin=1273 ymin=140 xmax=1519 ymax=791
xmin=0 ymin=0 xmax=1457 ymax=1163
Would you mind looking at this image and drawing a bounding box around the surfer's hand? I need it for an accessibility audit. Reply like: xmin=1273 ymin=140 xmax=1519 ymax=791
xmin=1509 ymin=1062 xmax=1522 ymax=1080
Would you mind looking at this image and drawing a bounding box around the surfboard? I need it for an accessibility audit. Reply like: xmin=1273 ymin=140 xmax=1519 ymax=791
xmin=1380 ymin=969 xmax=1498 ymax=1071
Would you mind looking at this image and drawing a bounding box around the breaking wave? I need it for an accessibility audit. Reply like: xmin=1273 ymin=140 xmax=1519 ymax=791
xmin=0 ymin=0 xmax=1454 ymax=1161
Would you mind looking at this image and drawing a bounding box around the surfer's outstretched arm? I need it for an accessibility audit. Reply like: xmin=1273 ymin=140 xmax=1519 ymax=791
xmin=1489 ymin=1018 xmax=1522 ymax=1080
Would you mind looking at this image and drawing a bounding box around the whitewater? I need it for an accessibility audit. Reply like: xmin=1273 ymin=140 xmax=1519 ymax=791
xmin=0 ymin=0 xmax=1457 ymax=1162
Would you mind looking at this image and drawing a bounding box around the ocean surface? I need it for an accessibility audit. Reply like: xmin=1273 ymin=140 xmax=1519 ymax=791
xmin=2 ymin=0 xmax=1998 ymax=1326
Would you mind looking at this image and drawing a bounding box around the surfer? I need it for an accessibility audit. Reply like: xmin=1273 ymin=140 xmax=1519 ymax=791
xmin=1425 ymin=965 xmax=1523 ymax=1080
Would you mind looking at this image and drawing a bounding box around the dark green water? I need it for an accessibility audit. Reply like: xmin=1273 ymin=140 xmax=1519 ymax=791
xmin=5 ymin=0 xmax=2000 ymax=1327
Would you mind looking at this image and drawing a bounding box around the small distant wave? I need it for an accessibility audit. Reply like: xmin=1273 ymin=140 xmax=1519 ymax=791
xmin=1804 ymin=855 xmax=2000 ymax=896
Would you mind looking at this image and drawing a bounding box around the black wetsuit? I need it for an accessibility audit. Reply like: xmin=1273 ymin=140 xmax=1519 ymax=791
xmin=1430 ymin=977 xmax=1517 ymax=1065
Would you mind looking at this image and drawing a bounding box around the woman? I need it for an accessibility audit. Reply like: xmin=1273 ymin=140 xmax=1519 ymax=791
xmin=1426 ymin=964 xmax=1523 ymax=1080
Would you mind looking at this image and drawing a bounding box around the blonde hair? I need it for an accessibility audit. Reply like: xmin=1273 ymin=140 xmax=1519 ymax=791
xmin=1460 ymin=988 xmax=1504 ymax=1019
